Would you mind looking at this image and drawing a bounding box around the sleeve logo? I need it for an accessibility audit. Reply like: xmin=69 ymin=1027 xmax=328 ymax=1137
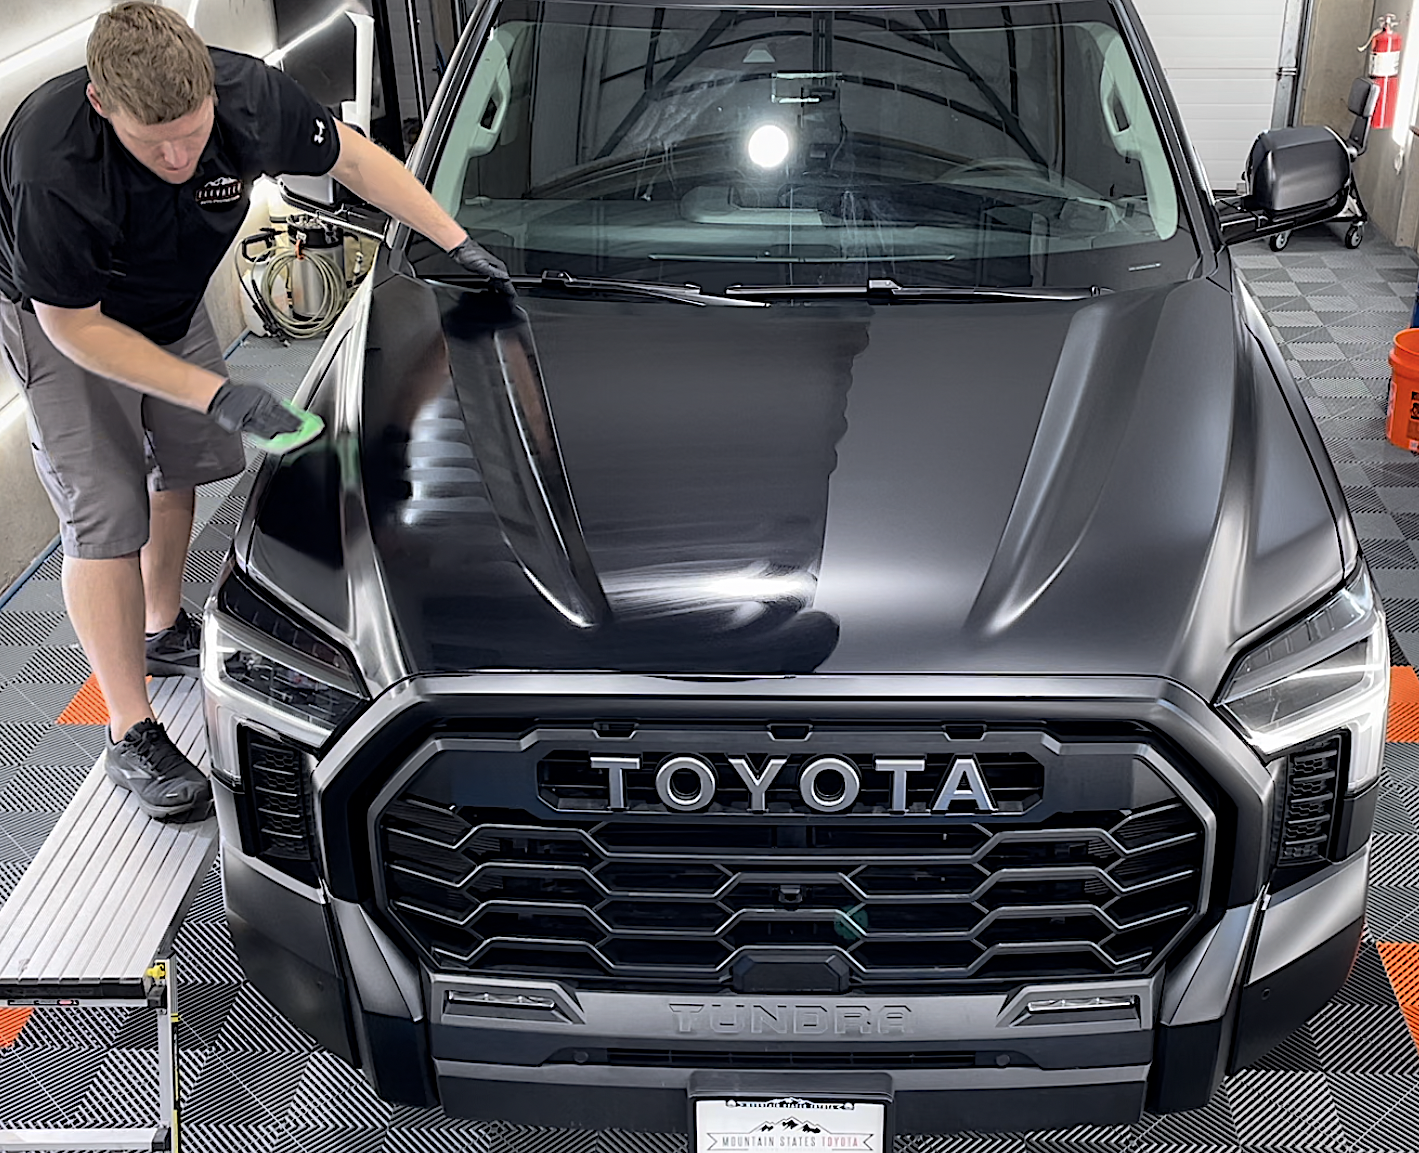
xmin=314 ymin=118 xmax=326 ymax=145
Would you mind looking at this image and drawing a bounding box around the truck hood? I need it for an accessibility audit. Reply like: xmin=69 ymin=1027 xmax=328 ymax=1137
xmin=253 ymin=271 xmax=1344 ymax=695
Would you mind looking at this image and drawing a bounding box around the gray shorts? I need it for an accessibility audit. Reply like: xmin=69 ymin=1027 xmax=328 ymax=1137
xmin=0 ymin=299 xmax=245 ymax=560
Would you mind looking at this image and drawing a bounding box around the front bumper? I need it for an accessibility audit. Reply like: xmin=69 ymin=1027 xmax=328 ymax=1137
xmin=217 ymin=798 xmax=1368 ymax=1133
xmin=207 ymin=671 xmax=1372 ymax=1132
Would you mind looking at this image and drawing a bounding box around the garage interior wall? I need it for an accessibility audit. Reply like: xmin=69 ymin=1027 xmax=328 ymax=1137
xmin=1131 ymin=0 xmax=1297 ymax=192
xmin=1298 ymin=0 xmax=1419 ymax=251
xmin=0 ymin=0 xmax=278 ymax=591
xmin=1301 ymin=0 xmax=1407 ymax=246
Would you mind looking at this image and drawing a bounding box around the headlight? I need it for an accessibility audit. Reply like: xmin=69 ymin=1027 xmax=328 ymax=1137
xmin=1217 ymin=568 xmax=1388 ymax=792
xmin=202 ymin=568 xmax=368 ymax=746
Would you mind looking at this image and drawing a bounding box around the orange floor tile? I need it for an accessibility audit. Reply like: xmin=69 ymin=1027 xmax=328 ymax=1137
xmin=1378 ymin=941 xmax=1419 ymax=1053
xmin=0 ymin=1006 xmax=32 ymax=1048
xmin=1389 ymin=666 xmax=1419 ymax=743
xmin=55 ymin=673 xmax=108 ymax=726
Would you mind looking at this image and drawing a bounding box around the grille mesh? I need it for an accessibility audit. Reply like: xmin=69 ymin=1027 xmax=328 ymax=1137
xmin=377 ymin=743 xmax=1208 ymax=993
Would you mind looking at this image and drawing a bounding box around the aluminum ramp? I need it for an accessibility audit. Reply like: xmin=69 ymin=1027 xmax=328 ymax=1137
xmin=0 ymin=678 xmax=216 ymax=1152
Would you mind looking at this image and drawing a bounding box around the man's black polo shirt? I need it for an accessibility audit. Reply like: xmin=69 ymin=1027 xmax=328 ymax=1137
xmin=0 ymin=48 xmax=340 ymax=345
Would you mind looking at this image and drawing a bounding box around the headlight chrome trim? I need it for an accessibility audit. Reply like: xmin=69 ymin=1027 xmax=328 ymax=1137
xmin=1217 ymin=568 xmax=1388 ymax=793
xmin=202 ymin=568 xmax=370 ymax=750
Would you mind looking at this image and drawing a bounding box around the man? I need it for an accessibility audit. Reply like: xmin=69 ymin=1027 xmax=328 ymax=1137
xmin=0 ymin=2 xmax=510 ymax=821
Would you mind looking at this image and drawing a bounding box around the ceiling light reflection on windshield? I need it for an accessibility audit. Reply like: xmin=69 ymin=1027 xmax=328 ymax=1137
xmin=747 ymin=124 xmax=791 ymax=168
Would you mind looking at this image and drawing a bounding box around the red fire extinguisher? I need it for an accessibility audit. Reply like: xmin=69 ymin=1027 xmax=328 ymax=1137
xmin=1365 ymin=14 xmax=1403 ymax=130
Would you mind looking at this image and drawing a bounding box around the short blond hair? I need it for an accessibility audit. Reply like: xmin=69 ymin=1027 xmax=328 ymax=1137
xmin=87 ymin=3 xmax=214 ymax=125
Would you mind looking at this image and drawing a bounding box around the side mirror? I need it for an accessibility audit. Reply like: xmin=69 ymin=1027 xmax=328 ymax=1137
xmin=1217 ymin=126 xmax=1350 ymax=246
xmin=278 ymin=162 xmax=390 ymax=242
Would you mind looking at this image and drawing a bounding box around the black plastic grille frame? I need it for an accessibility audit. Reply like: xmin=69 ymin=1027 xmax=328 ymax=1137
xmin=377 ymin=734 xmax=1209 ymax=993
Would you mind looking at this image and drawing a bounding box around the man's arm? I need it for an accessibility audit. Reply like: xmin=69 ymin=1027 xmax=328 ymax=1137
xmin=34 ymin=302 xmax=308 ymax=443
xmin=328 ymin=121 xmax=466 ymax=251
xmin=34 ymin=302 xmax=223 ymax=410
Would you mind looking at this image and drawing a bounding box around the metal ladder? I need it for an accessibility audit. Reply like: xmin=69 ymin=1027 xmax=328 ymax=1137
xmin=0 ymin=680 xmax=218 ymax=1153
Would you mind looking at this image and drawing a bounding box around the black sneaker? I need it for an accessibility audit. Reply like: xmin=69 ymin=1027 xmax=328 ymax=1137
xmin=145 ymin=607 xmax=202 ymax=678
xmin=105 ymin=719 xmax=213 ymax=821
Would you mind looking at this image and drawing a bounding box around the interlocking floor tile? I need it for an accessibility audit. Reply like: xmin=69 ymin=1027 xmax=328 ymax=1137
xmin=1373 ymin=569 xmax=1419 ymax=600
xmin=12 ymin=647 xmax=90 ymax=684
xmin=1329 ymin=1074 xmax=1419 ymax=1148
xmin=0 ymin=645 xmax=38 ymax=688
xmin=88 ymin=1050 xmax=214 ymax=1130
xmin=1363 ymin=539 xmax=1419 ymax=568
xmin=1381 ymin=487 xmax=1419 ymax=515
xmin=184 ymin=1051 xmax=296 ymax=1126
xmin=0 ymin=581 xmax=66 ymax=612
xmin=1225 ymin=1070 xmax=1344 ymax=1148
xmin=1349 ymin=1082 xmax=1419 ymax=1152
xmin=1355 ymin=513 xmax=1406 ymax=539
xmin=1374 ymin=788 xmax=1419 ymax=835
xmin=283 ymin=1050 xmax=395 ymax=1129
xmin=8 ymin=1043 xmax=109 ymax=1123
xmin=180 ymin=1123 xmax=302 ymax=1153
xmin=0 ymin=860 xmax=27 ymax=903
xmin=0 ymin=611 xmax=66 ymax=647
xmin=1368 ymin=886 xmax=1419 ymax=939
xmin=0 ymin=1045 xmax=75 ymax=1124
xmin=1310 ymin=1002 xmax=1419 ymax=1075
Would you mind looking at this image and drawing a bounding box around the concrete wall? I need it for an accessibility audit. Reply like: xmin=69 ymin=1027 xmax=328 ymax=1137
xmin=1299 ymin=0 xmax=1377 ymax=136
xmin=0 ymin=0 xmax=278 ymax=590
xmin=1301 ymin=0 xmax=1419 ymax=248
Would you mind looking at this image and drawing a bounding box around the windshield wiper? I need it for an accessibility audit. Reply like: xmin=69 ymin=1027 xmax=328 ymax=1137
xmin=724 ymin=279 xmax=1108 ymax=302
xmin=509 ymin=270 xmax=767 ymax=307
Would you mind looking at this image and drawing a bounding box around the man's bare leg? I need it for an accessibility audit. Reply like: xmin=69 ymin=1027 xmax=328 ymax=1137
xmin=141 ymin=487 xmax=195 ymax=634
xmin=62 ymin=553 xmax=153 ymax=742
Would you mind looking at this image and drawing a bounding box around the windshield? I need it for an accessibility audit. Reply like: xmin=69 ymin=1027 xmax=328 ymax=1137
xmin=425 ymin=0 xmax=1198 ymax=292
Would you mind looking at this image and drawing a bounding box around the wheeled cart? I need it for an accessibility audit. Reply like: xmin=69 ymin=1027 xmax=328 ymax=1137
xmin=1269 ymin=77 xmax=1378 ymax=251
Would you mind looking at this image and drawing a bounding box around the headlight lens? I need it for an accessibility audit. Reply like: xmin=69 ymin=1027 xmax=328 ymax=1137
xmin=203 ymin=568 xmax=367 ymax=740
xmin=1217 ymin=568 xmax=1388 ymax=792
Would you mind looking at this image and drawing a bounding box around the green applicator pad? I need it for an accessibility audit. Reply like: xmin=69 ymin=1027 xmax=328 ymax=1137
xmin=249 ymin=401 xmax=325 ymax=454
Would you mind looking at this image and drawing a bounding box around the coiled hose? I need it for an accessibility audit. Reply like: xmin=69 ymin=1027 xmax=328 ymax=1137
xmin=253 ymin=248 xmax=348 ymax=340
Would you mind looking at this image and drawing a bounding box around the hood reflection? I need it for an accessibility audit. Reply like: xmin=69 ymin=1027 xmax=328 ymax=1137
xmin=438 ymin=290 xmax=609 ymax=628
xmin=371 ymin=283 xmax=864 ymax=674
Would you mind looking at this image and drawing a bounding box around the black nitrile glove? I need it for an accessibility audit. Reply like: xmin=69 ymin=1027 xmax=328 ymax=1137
xmin=448 ymin=237 xmax=515 ymax=294
xmin=206 ymin=380 xmax=302 ymax=439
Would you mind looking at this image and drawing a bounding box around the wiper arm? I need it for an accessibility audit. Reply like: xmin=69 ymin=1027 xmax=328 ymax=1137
xmin=512 ymin=270 xmax=767 ymax=307
xmin=724 ymin=279 xmax=1107 ymax=302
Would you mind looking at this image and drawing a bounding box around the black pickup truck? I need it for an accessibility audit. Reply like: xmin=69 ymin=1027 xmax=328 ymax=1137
xmin=203 ymin=0 xmax=1388 ymax=1142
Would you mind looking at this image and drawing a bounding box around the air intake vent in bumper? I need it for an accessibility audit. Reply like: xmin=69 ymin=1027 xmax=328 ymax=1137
xmin=1275 ymin=734 xmax=1344 ymax=870
xmin=240 ymin=726 xmax=317 ymax=885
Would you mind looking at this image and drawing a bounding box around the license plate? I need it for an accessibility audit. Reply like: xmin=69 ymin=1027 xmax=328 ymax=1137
xmin=694 ymin=1096 xmax=886 ymax=1151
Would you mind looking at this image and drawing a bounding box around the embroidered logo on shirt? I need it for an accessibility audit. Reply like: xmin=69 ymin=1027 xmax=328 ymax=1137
xmin=193 ymin=175 xmax=243 ymax=210
xmin=314 ymin=118 xmax=326 ymax=145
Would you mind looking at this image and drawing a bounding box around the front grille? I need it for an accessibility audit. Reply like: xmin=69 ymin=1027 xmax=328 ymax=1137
xmin=377 ymin=731 xmax=1209 ymax=993
xmin=240 ymin=727 xmax=317 ymax=884
xmin=1276 ymin=734 xmax=1344 ymax=869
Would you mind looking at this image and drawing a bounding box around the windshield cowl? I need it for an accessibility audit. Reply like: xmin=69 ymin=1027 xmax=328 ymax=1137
xmin=724 ymin=279 xmax=1109 ymax=301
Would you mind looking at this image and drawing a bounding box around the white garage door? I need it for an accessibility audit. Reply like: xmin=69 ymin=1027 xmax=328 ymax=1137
xmin=1131 ymin=0 xmax=1293 ymax=191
